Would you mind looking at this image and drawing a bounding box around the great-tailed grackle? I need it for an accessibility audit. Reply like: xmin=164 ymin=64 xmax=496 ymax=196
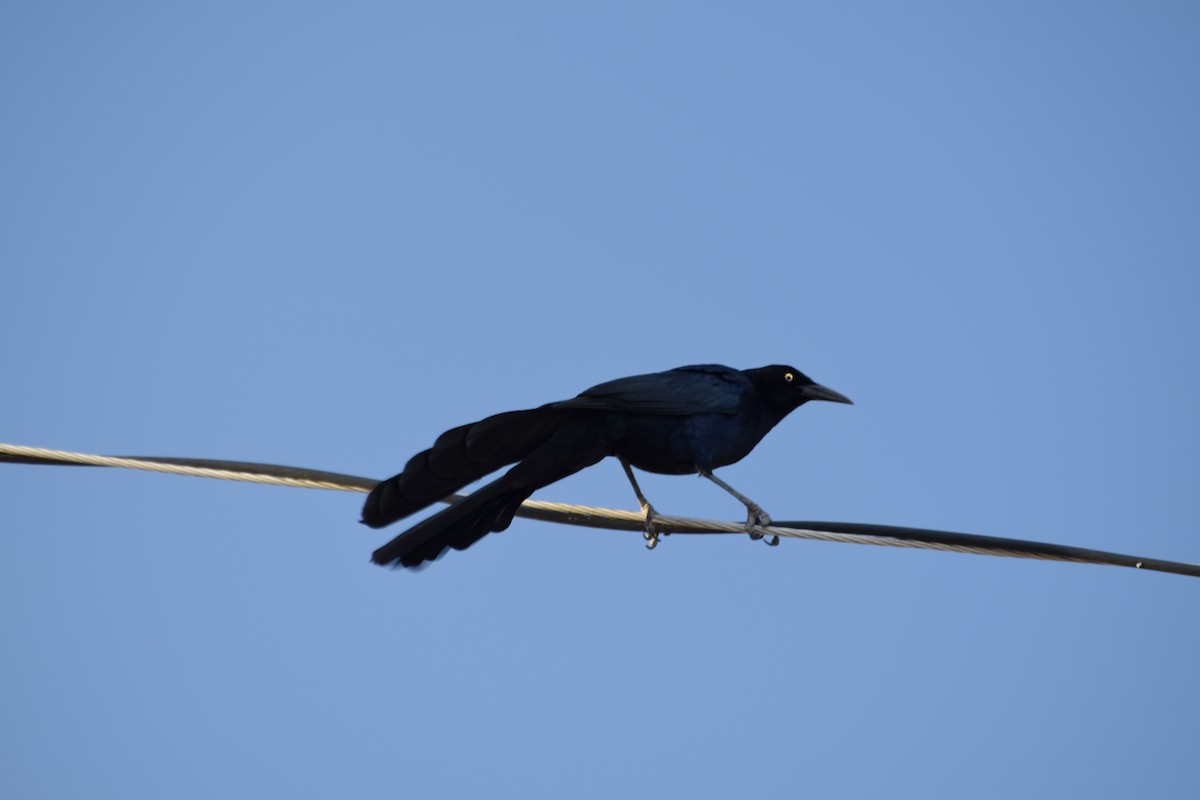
xmin=363 ymin=364 xmax=852 ymax=567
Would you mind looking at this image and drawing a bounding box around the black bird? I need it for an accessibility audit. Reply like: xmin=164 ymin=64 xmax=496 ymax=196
xmin=363 ymin=364 xmax=852 ymax=567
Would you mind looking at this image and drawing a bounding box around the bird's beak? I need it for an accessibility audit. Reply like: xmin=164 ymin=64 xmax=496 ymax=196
xmin=802 ymin=383 xmax=853 ymax=405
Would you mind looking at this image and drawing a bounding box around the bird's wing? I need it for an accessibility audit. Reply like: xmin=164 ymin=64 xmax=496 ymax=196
xmin=550 ymin=364 xmax=744 ymax=415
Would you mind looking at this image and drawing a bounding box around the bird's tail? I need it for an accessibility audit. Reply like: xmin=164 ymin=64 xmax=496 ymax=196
xmin=361 ymin=407 xmax=567 ymax=529
xmin=370 ymin=419 xmax=612 ymax=567
xmin=369 ymin=478 xmax=531 ymax=567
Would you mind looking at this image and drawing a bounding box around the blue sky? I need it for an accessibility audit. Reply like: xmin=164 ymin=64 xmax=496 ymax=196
xmin=2 ymin=2 xmax=1198 ymax=797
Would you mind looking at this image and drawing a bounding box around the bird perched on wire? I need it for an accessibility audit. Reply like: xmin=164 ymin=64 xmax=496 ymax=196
xmin=363 ymin=363 xmax=852 ymax=568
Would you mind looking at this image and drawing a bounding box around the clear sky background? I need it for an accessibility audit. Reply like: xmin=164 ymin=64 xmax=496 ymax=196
xmin=2 ymin=2 xmax=1198 ymax=798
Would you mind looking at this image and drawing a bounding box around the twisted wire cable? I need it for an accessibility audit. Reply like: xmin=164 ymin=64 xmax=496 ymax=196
xmin=2 ymin=443 xmax=1196 ymax=578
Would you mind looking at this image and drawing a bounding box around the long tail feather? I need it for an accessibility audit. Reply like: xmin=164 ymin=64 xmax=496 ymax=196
xmin=370 ymin=420 xmax=612 ymax=567
xmin=370 ymin=479 xmax=525 ymax=567
xmin=361 ymin=408 xmax=567 ymax=528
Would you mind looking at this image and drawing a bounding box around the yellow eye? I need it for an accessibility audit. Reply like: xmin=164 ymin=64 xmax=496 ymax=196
xmin=784 ymin=372 xmax=794 ymax=382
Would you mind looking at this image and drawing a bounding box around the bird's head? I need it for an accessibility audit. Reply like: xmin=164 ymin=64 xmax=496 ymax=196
xmin=746 ymin=365 xmax=853 ymax=414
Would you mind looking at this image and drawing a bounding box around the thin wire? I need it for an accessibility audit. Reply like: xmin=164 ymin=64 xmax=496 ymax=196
xmin=0 ymin=444 xmax=362 ymax=491
xmin=2 ymin=442 xmax=1197 ymax=578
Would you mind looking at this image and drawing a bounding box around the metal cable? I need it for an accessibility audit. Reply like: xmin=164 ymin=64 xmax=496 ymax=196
xmin=2 ymin=442 xmax=1197 ymax=578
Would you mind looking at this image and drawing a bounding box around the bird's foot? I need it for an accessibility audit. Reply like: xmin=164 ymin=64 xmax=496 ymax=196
xmin=745 ymin=506 xmax=779 ymax=547
xmin=745 ymin=504 xmax=772 ymax=532
xmin=641 ymin=502 xmax=665 ymax=549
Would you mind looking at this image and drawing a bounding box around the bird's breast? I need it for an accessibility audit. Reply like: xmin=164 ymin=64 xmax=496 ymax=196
xmin=611 ymin=411 xmax=771 ymax=475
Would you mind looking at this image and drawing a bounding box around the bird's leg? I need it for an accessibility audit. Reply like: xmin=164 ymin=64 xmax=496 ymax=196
xmin=696 ymin=467 xmax=779 ymax=546
xmin=619 ymin=457 xmax=662 ymax=549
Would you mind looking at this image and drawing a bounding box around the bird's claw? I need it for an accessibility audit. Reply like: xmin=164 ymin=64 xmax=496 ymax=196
xmin=641 ymin=503 xmax=662 ymax=550
xmin=745 ymin=505 xmax=771 ymax=532
xmin=745 ymin=506 xmax=778 ymax=546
